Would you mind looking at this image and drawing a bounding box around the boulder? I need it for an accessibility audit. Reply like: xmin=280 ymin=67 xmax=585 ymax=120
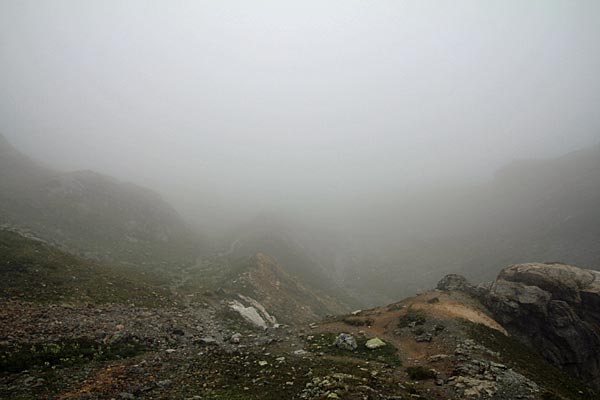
xmin=229 ymin=333 xmax=242 ymax=344
xmin=437 ymin=274 xmax=471 ymax=292
xmin=333 ymin=333 xmax=357 ymax=351
xmin=365 ymin=337 xmax=386 ymax=349
xmin=498 ymin=263 xmax=595 ymax=303
xmin=437 ymin=262 xmax=600 ymax=388
xmin=489 ymin=263 xmax=600 ymax=388
xmin=437 ymin=274 xmax=489 ymax=298
xmin=487 ymin=279 xmax=552 ymax=321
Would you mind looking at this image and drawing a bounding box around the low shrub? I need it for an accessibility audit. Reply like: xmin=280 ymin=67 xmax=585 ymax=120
xmin=406 ymin=366 xmax=436 ymax=380
xmin=399 ymin=309 xmax=426 ymax=328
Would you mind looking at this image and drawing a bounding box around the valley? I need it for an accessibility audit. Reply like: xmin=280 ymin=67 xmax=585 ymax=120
xmin=1 ymin=231 xmax=596 ymax=399
xmin=2 ymin=2 xmax=600 ymax=398
xmin=1 ymin=135 xmax=600 ymax=399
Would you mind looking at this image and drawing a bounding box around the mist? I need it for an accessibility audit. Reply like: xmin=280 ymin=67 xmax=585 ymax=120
xmin=1 ymin=0 xmax=600 ymax=237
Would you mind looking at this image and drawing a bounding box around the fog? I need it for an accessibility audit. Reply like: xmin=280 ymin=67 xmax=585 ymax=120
xmin=1 ymin=0 xmax=600 ymax=236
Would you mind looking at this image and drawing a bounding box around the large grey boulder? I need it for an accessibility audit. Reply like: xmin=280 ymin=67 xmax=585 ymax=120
xmin=487 ymin=279 xmax=552 ymax=321
xmin=437 ymin=262 xmax=600 ymax=388
xmin=497 ymin=263 xmax=595 ymax=303
xmin=490 ymin=264 xmax=600 ymax=388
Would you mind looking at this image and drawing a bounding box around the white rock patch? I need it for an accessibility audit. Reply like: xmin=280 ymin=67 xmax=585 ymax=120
xmin=238 ymin=294 xmax=277 ymax=325
xmin=229 ymin=295 xmax=277 ymax=329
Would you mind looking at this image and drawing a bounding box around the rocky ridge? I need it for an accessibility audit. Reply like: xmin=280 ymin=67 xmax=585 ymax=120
xmin=439 ymin=262 xmax=600 ymax=389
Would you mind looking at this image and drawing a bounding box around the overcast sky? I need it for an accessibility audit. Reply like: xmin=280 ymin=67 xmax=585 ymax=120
xmin=1 ymin=0 xmax=599 ymax=230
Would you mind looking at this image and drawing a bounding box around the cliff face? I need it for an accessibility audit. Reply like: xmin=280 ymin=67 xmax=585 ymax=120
xmin=439 ymin=263 xmax=600 ymax=388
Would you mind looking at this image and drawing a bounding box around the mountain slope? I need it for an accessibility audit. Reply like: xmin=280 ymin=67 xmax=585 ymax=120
xmin=226 ymin=253 xmax=349 ymax=325
xmin=0 ymin=134 xmax=201 ymax=267
xmin=2 ymin=241 xmax=598 ymax=399
xmin=0 ymin=135 xmax=350 ymax=327
xmin=312 ymin=274 xmax=593 ymax=400
xmin=219 ymin=213 xmax=360 ymax=308
xmin=339 ymin=144 xmax=600 ymax=305
xmin=0 ymin=229 xmax=174 ymax=306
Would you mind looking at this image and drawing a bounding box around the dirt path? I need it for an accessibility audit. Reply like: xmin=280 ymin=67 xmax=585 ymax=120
xmin=314 ymin=289 xmax=507 ymax=364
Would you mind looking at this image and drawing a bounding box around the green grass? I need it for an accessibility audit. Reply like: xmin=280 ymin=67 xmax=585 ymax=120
xmin=0 ymin=338 xmax=147 ymax=373
xmin=398 ymin=309 xmax=426 ymax=328
xmin=174 ymin=347 xmax=405 ymax=400
xmin=308 ymin=332 xmax=402 ymax=366
xmin=0 ymin=230 xmax=175 ymax=306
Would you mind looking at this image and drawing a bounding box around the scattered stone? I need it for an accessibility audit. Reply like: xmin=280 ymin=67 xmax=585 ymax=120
xmin=415 ymin=333 xmax=432 ymax=343
xmin=229 ymin=333 xmax=242 ymax=344
xmin=449 ymin=340 xmax=539 ymax=399
xmin=171 ymin=328 xmax=185 ymax=336
xmin=199 ymin=337 xmax=217 ymax=345
xmin=428 ymin=354 xmax=450 ymax=363
xmin=23 ymin=376 xmax=35 ymax=386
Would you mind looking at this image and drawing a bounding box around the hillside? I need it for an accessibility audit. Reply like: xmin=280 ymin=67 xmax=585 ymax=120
xmin=337 ymin=144 xmax=600 ymax=305
xmin=0 ymin=134 xmax=201 ymax=268
xmin=0 ymin=135 xmax=353 ymax=325
xmin=0 ymin=229 xmax=174 ymax=307
xmin=226 ymin=253 xmax=349 ymax=325
xmin=3 ymin=257 xmax=598 ymax=399
xmin=304 ymin=262 xmax=600 ymax=399
xmin=171 ymin=252 xmax=350 ymax=327
xmin=220 ymin=213 xmax=359 ymax=308
xmin=202 ymin=144 xmax=600 ymax=308
xmin=0 ymin=224 xmax=596 ymax=400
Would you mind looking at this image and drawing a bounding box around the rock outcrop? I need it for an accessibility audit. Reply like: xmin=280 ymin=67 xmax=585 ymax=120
xmin=439 ymin=262 xmax=600 ymax=388
xmin=436 ymin=274 xmax=490 ymax=298
xmin=437 ymin=274 xmax=473 ymax=292
xmin=488 ymin=263 xmax=600 ymax=388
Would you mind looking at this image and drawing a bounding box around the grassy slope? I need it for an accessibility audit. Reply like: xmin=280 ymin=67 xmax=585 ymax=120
xmin=0 ymin=230 xmax=174 ymax=307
